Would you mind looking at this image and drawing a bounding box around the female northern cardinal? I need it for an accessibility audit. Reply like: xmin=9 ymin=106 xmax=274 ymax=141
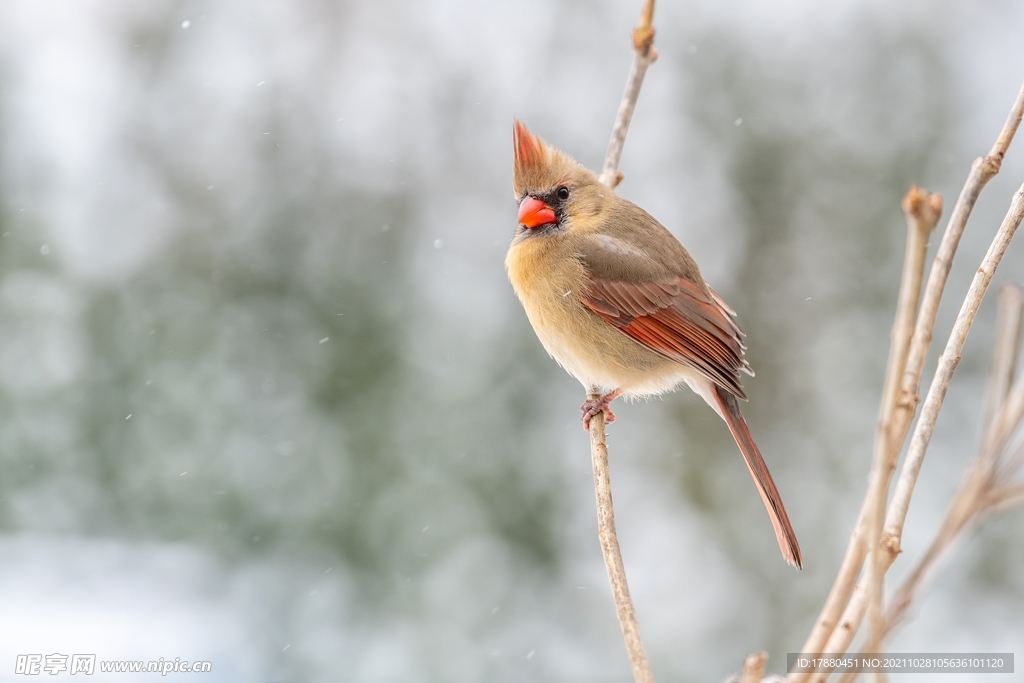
xmin=505 ymin=120 xmax=802 ymax=568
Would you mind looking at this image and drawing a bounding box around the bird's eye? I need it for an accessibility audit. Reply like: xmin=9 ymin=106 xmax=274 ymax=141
xmin=556 ymin=186 xmax=570 ymax=200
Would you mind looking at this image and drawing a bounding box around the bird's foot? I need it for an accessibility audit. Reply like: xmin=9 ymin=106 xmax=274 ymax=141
xmin=581 ymin=390 xmax=621 ymax=431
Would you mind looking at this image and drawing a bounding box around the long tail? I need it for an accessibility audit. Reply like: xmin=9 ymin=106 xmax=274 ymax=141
xmin=712 ymin=384 xmax=803 ymax=569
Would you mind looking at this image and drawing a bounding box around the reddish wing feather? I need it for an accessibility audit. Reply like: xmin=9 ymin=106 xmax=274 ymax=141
xmin=582 ymin=275 xmax=750 ymax=398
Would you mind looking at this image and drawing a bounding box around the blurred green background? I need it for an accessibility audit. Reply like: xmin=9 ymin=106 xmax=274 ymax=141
xmin=0 ymin=1 xmax=1021 ymax=681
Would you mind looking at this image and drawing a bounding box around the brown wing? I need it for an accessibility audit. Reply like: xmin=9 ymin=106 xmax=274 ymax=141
xmin=581 ymin=274 xmax=752 ymax=398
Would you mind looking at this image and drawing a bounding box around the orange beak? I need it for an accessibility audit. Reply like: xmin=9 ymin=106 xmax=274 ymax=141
xmin=518 ymin=196 xmax=556 ymax=229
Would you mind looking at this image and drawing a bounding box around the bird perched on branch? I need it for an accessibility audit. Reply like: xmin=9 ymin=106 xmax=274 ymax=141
xmin=505 ymin=120 xmax=802 ymax=568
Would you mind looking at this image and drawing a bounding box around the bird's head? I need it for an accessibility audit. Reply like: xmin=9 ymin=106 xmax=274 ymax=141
xmin=512 ymin=120 xmax=606 ymax=239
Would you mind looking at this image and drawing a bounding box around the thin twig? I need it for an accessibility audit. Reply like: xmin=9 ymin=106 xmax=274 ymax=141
xmin=794 ymin=189 xmax=942 ymax=683
xmin=804 ymin=189 xmax=943 ymax=683
xmin=990 ymin=298 xmax=1024 ymax=456
xmin=789 ymin=81 xmax=1024 ymax=683
xmin=995 ymin=371 xmax=1024 ymax=458
xmin=743 ymin=651 xmax=769 ymax=683
xmin=878 ymin=284 xmax=1023 ymax=641
xmin=824 ymin=183 xmax=1024 ymax=683
xmin=980 ymin=285 xmax=1024 ymax=454
xmin=884 ymin=81 xmax=1024 ymax=532
xmin=982 ymin=286 xmax=1024 ymax=485
xmin=588 ymin=395 xmax=655 ymax=683
xmin=835 ymin=284 xmax=1024 ymax=672
xmin=792 ymin=520 xmax=868 ymax=682
xmin=899 ymin=82 xmax=1024 ymax=407
xmin=587 ymin=2 xmax=658 ymax=682
xmin=882 ymin=183 xmax=1024 ymax=547
xmin=991 ymin=479 xmax=1024 ymax=511
xmin=865 ymin=187 xmax=941 ymax=661
xmin=864 ymin=84 xmax=1024 ymax=610
xmin=819 ymin=597 xmax=878 ymax=681
xmin=598 ymin=0 xmax=658 ymax=188
xmin=878 ymin=504 xmax=977 ymax=646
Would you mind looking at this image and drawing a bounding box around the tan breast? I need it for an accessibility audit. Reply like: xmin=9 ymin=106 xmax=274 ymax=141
xmin=505 ymin=233 xmax=687 ymax=395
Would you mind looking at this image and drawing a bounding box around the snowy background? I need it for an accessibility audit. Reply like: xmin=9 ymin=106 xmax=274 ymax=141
xmin=0 ymin=0 xmax=1021 ymax=681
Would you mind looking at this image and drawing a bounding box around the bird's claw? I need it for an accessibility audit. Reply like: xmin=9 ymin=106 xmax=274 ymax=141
xmin=581 ymin=393 xmax=618 ymax=431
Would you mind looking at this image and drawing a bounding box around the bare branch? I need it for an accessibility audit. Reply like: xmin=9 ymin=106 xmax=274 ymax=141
xmin=990 ymin=319 xmax=1024 ymax=462
xmin=883 ymin=184 xmax=1024 ymax=546
xmin=587 ymin=3 xmax=659 ymax=682
xmin=792 ymin=524 xmax=869 ymax=682
xmin=991 ymin=480 xmax=1024 ymax=511
xmin=598 ymin=0 xmax=658 ymax=188
xmin=984 ymin=286 xmax=1024 ymax=419
xmin=877 ymin=284 xmax=1024 ymax=641
xmin=888 ymin=80 xmax=1024 ymax=520
xmin=823 ymin=586 xmax=869 ymax=683
xmin=989 ymin=82 xmax=1024 ymax=164
xmin=789 ymin=81 xmax=1024 ymax=683
xmin=826 ymin=280 xmax=1024 ymax=683
xmin=588 ymin=390 xmax=655 ymax=683
xmin=981 ymin=284 xmax=1024 ymax=458
xmin=866 ymin=186 xmax=941 ymax=656
xmin=792 ymin=188 xmax=942 ymax=683
xmin=880 ymin=472 xmax=986 ymax=644
xmin=743 ymin=652 xmax=769 ymax=683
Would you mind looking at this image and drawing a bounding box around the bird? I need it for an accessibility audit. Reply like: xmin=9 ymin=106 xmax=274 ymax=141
xmin=505 ymin=120 xmax=802 ymax=568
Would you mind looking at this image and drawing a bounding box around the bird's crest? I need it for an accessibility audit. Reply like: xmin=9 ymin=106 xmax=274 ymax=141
xmin=513 ymin=120 xmax=571 ymax=198
xmin=512 ymin=119 xmax=596 ymax=199
xmin=513 ymin=120 xmax=548 ymax=177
